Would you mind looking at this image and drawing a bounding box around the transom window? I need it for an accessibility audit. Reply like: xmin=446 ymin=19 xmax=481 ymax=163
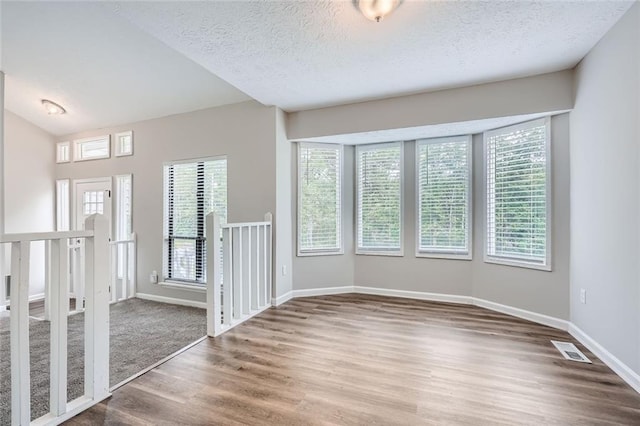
xmin=485 ymin=118 xmax=551 ymax=270
xmin=163 ymin=157 xmax=227 ymax=284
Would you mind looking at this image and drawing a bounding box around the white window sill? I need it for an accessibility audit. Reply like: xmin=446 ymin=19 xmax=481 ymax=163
xmin=416 ymin=252 xmax=472 ymax=261
xmin=158 ymin=281 xmax=207 ymax=292
xmin=484 ymin=256 xmax=551 ymax=272
xmin=356 ymin=250 xmax=404 ymax=257
xmin=297 ymin=250 xmax=344 ymax=257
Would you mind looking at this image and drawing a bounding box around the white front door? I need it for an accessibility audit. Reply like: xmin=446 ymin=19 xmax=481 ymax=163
xmin=73 ymin=178 xmax=112 ymax=232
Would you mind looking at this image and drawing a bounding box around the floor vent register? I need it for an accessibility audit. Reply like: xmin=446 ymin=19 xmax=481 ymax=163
xmin=551 ymin=340 xmax=591 ymax=363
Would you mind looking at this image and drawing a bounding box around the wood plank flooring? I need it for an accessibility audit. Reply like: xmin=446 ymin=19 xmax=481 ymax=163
xmin=66 ymin=294 xmax=640 ymax=425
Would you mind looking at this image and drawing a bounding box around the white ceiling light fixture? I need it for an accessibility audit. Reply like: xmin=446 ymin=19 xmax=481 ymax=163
xmin=357 ymin=0 xmax=401 ymax=22
xmin=41 ymin=99 xmax=66 ymax=115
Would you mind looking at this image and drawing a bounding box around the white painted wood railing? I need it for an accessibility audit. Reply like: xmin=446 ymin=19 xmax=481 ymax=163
xmin=206 ymin=212 xmax=272 ymax=337
xmin=109 ymin=233 xmax=136 ymax=303
xmin=5 ymin=214 xmax=111 ymax=426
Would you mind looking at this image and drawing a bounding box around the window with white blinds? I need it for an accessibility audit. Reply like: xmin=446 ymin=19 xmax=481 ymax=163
xmin=356 ymin=142 xmax=403 ymax=254
xmin=485 ymin=118 xmax=551 ymax=269
xmin=298 ymin=143 xmax=342 ymax=255
xmin=417 ymin=136 xmax=472 ymax=258
xmin=163 ymin=157 xmax=227 ymax=284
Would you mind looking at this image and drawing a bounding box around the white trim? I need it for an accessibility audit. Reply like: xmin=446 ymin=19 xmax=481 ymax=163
xmin=114 ymin=131 xmax=133 ymax=157
xmin=473 ymin=297 xmax=568 ymax=331
xmin=158 ymin=281 xmax=206 ymax=293
xmin=415 ymin=135 xmax=473 ymax=259
xmin=134 ymin=293 xmax=206 ymax=309
xmin=3 ymin=292 xmax=46 ymax=307
xmin=56 ymin=141 xmax=71 ymax=164
xmin=292 ymin=286 xmax=353 ymax=298
xmin=56 ymin=179 xmax=70 ymax=232
xmin=569 ymin=323 xmax=640 ymax=394
xmin=354 ymin=286 xmax=473 ymax=305
xmin=31 ymin=394 xmax=112 ymax=426
xmin=415 ymin=252 xmax=472 ymax=261
xmin=483 ymin=117 xmax=552 ymax=270
xmin=484 ymin=256 xmax=552 ymax=271
xmin=355 ymin=141 xmax=404 ymax=256
xmin=73 ymin=135 xmax=111 ymax=162
xmin=297 ymin=142 xmax=344 ymax=256
xmin=163 ymin=154 xmax=227 ymax=167
xmin=214 ymin=304 xmax=272 ymax=336
xmin=71 ymin=177 xmax=113 ymax=238
xmin=272 ymin=291 xmax=293 ymax=306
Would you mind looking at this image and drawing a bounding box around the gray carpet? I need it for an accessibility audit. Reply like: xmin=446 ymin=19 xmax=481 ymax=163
xmin=0 ymin=298 xmax=207 ymax=423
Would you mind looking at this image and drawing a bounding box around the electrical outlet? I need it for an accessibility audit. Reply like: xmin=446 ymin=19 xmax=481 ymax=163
xmin=282 ymin=265 xmax=287 ymax=276
xmin=150 ymin=270 xmax=158 ymax=284
xmin=580 ymin=288 xmax=587 ymax=304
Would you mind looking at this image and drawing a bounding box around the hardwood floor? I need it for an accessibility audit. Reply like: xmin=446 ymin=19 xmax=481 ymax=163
xmin=66 ymin=294 xmax=640 ymax=425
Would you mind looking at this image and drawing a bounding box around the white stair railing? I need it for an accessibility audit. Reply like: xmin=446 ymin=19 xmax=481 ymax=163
xmin=5 ymin=214 xmax=111 ymax=426
xmin=109 ymin=233 xmax=136 ymax=303
xmin=206 ymin=212 xmax=272 ymax=337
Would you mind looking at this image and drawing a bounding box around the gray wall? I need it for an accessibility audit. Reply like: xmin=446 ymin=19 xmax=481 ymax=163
xmin=289 ymin=68 xmax=573 ymax=320
xmin=471 ymin=114 xmax=571 ymax=319
xmin=56 ymin=101 xmax=279 ymax=303
xmin=288 ymin=70 xmax=573 ymax=140
xmin=570 ymin=3 xmax=640 ymax=373
xmin=4 ymin=110 xmax=56 ymax=297
xmin=292 ymin=145 xmax=355 ymax=291
xmin=353 ymin=140 xmax=473 ymax=297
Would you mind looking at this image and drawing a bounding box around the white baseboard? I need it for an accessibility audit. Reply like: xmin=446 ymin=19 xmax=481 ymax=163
xmin=135 ymin=293 xmax=207 ymax=309
xmin=1 ymin=292 xmax=45 ymax=309
xmin=292 ymin=286 xmax=353 ymax=298
xmin=354 ymin=286 xmax=473 ymax=305
xmin=569 ymin=323 xmax=640 ymax=394
xmin=272 ymin=291 xmax=293 ymax=306
xmin=473 ymin=297 xmax=569 ymax=331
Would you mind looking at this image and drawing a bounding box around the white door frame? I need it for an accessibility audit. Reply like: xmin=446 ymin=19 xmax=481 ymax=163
xmin=72 ymin=177 xmax=113 ymax=236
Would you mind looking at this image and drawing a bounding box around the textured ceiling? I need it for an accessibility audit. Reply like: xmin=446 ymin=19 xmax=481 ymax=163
xmin=1 ymin=1 xmax=634 ymax=136
xmin=1 ymin=2 xmax=249 ymax=135
xmin=113 ymin=0 xmax=634 ymax=111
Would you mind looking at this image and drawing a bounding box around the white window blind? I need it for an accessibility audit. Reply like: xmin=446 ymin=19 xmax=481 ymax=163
xmin=356 ymin=142 xmax=403 ymax=254
xmin=298 ymin=143 xmax=342 ymax=254
xmin=417 ymin=136 xmax=472 ymax=257
xmin=163 ymin=157 xmax=227 ymax=284
xmin=485 ymin=118 xmax=550 ymax=268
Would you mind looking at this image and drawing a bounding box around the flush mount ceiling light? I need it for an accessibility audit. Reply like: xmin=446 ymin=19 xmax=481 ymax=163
xmin=357 ymin=0 xmax=401 ymax=22
xmin=41 ymin=99 xmax=66 ymax=115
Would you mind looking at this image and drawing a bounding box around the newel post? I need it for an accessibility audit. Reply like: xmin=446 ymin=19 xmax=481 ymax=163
xmin=83 ymin=214 xmax=110 ymax=401
xmin=206 ymin=212 xmax=222 ymax=337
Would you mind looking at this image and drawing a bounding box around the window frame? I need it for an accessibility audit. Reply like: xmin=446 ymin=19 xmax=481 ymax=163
xmin=415 ymin=135 xmax=473 ymax=260
xmin=162 ymin=155 xmax=227 ymax=286
xmin=56 ymin=141 xmax=71 ymax=163
xmin=73 ymin=135 xmax=111 ymax=162
xmin=483 ymin=117 xmax=552 ymax=271
xmin=297 ymin=142 xmax=344 ymax=257
xmin=114 ymin=131 xmax=134 ymax=157
xmin=355 ymin=141 xmax=404 ymax=257
xmin=55 ymin=179 xmax=70 ymax=231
